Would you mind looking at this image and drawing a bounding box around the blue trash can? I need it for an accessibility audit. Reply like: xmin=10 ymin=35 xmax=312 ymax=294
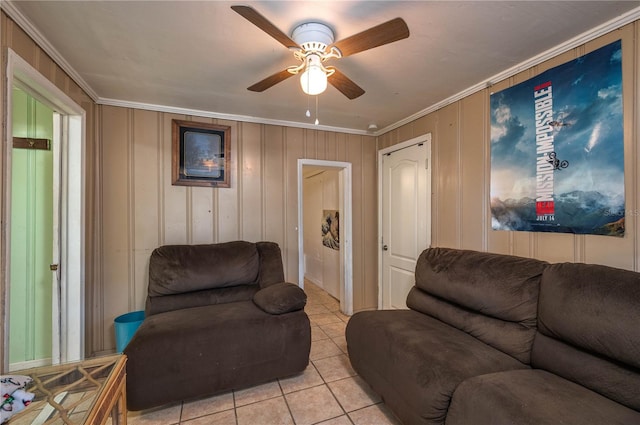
xmin=114 ymin=310 xmax=145 ymax=353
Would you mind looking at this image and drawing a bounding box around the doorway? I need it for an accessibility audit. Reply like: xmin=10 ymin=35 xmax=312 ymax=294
xmin=4 ymin=49 xmax=86 ymax=371
xmin=297 ymin=159 xmax=353 ymax=315
xmin=9 ymin=88 xmax=55 ymax=370
xmin=378 ymin=134 xmax=432 ymax=309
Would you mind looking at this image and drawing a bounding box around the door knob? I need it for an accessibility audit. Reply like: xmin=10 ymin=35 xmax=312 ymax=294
xmin=50 ymin=264 xmax=58 ymax=271
xmin=383 ymin=245 xmax=388 ymax=251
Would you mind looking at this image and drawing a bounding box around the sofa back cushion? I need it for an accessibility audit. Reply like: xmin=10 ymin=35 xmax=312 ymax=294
xmin=409 ymin=247 xmax=547 ymax=363
xmin=148 ymin=241 xmax=260 ymax=296
xmin=255 ymin=241 xmax=286 ymax=288
xmin=532 ymin=262 xmax=640 ymax=410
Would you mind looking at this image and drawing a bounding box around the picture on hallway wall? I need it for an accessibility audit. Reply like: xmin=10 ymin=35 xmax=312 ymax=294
xmin=490 ymin=39 xmax=624 ymax=236
xmin=322 ymin=210 xmax=340 ymax=250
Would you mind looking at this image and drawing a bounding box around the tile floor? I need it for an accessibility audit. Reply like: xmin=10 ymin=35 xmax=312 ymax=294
xmin=124 ymin=281 xmax=401 ymax=425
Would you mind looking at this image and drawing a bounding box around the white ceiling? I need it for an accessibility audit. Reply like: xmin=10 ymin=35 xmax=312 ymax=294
xmin=5 ymin=1 xmax=640 ymax=134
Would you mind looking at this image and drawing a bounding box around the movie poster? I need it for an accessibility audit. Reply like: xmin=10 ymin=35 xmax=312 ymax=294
xmin=490 ymin=40 xmax=624 ymax=236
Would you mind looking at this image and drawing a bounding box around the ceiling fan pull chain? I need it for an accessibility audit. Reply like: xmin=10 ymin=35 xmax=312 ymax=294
xmin=306 ymin=94 xmax=311 ymax=118
xmin=315 ymin=96 xmax=320 ymax=126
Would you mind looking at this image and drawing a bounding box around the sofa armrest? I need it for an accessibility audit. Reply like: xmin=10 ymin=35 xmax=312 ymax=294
xmin=253 ymin=282 xmax=307 ymax=314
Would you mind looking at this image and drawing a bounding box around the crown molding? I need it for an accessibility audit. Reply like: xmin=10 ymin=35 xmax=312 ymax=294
xmin=376 ymin=5 xmax=640 ymax=136
xmin=97 ymin=97 xmax=371 ymax=136
xmin=1 ymin=0 xmax=100 ymax=101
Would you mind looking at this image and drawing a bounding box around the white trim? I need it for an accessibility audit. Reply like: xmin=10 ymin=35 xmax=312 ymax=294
xmin=98 ymin=98 xmax=370 ymax=136
xmin=378 ymin=134 xmax=431 ymax=309
xmin=8 ymin=357 xmax=52 ymax=372
xmin=298 ymin=159 xmax=353 ymax=315
xmin=5 ymin=49 xmax=86 ymax=370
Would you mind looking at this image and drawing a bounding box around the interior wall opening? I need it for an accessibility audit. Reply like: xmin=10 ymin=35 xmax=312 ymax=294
xmin=3 ymin=49 xmax=86 ymax=371
xmin=297 ymin=159 xmax=352 ymax=316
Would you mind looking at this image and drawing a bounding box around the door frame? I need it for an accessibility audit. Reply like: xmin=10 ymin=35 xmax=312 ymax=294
xmin=377 ymin=133 xmax=431 ymax=309
xmin=297 ymin=159 xmax=353 ymax=315
xmin=3 ymin=49 xmax=86 ymax=370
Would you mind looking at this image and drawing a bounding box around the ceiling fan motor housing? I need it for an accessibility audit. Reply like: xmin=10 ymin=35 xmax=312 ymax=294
xmin=292 ymin=22 xmax=335 ymax=52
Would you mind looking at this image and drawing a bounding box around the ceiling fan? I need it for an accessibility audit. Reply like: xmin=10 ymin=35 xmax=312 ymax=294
xmin=231 ymin=5 xmax=410 ymax=100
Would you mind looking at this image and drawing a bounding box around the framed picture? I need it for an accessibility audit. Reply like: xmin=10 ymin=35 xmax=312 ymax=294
xmin=172 ymin=120 xmax=230 ymax=187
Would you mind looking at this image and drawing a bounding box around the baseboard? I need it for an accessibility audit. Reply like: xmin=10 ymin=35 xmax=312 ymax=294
xmin=9 ymin=357 xmax=52 ymax=371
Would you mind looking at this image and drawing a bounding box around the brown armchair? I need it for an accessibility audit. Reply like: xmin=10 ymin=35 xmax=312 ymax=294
xmin=124 ymin=241 xmax=311 ymax=411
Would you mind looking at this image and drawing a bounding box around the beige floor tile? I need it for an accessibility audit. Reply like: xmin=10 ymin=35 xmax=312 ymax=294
xmin=181 ymin=392 xmax=234 ymax=421
xmin=285 ymin=385 xmax=344 ymax=425
xmin=316 ymin=415 xmax=353 ymax=425
xmin=306 ymin=304 xmax=332 ymax=315
xmin=310 ymin=313 xmax=343 ymax=326
xmin=310 ymin=338 xmax=343 ymax=361
xmin=324 ymin=305 xmax=341 ymax=314
xmin=332 ymin=335 xmax=349 ymax=354
xmin=181 ymin=409 xmax=236 ymax=425
xmin=319 ymin=321 xmax=347 ymax=338
xmin=279 ymin=364 xmax=324 ymax=394
xmin=311 ymin=325 xmax=330 ymax=342
xmin=336 ymin=311 xmax=351 ymax=323
xmin=348 ymin=404 xmax=401 ymax=425
xmin=313 ymin=354 xmax=356 ymax=382
xmin=233 ymin=381 xmax=282 ymax=407
xmin=127 ymin=403 xmax=181 ymax=425
xmin=236 ymin=396 xmax=293 ymax=425
xmin=329 ymin=376 xmax=382 ymax=412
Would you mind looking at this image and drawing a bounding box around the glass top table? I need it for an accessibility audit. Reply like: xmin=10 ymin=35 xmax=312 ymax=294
xmin=7 ymin=354 xmax=127 ymax=425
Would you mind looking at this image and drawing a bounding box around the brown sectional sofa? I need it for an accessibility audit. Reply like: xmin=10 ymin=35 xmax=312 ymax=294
xmin=346 ymin=247 xmax=640 ymax=425
xmin=124 ymin=241 xmax=311 ymax=411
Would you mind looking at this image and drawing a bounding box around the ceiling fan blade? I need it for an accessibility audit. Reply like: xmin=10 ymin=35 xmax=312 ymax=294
xmin=328 ymin=68 xmax=365 ymax=100
xmin=331 ymin=18 xmax=409 ymax=57
xmin=247 ymin=69 xmax=294 ymax=92
xmin=231 ymin=5 xmax=299 ymax=49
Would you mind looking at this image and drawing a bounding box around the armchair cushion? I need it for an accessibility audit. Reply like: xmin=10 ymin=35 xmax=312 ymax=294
xmin=253 ymin=282 xmax=307 ymax=314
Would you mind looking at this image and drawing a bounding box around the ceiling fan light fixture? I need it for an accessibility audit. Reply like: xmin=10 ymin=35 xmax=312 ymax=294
xmin=292 ymin=22 xmax=335 ymax=52
xmin=300 ymin=55 xmax=327 ymax=95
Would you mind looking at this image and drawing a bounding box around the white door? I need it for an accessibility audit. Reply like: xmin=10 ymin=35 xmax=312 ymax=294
xmin=381 ymin=137 xmax=431 ymax=309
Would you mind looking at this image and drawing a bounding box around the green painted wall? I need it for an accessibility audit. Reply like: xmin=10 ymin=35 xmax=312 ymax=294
xmin=10 ymin=88 xmax=54 ymax=366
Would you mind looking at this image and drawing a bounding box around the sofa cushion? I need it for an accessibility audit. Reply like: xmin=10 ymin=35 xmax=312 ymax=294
xmin=407 ymin=287 xmax=535 ymax=364
xmin=253 ymin=282 xmax=307 ymax=314
xmin=346 ymin=310 xmax=528 ymax=425
xmin=256 ymin=241 xmax=286 ymax=287
xmin=415 ymin=248 xmax=545 ymax=323
xmin=148 ymin=241 xmax=259 ymax=296
xmin=125 ymin=300 xmax=311 ymax=410
xmin=146 ymin=285 xmax=258 ymax=316
xmin=412 ymin=247 xmax=546 ymax=363
xmin=533 ymin=262 xmax=640 ymax=410
xmin=447 ymin=369 xmax=640 ymax=425
xmin=537 ymin=262 xmax=640 ymax=369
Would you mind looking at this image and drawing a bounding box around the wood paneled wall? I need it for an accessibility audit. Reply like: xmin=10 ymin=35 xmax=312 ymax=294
xmin=379 ymin=25 xmax=639 ymax=270
xmin=94 ymin=107 xmax=377 ymax=353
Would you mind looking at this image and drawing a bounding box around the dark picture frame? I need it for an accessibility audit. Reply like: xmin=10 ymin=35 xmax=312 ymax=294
xmin=172 ymin=120 xmax=231 ymax=187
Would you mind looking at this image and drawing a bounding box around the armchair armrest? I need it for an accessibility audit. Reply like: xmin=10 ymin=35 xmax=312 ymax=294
xmin=253 ymin=282 xmax=307 ymax=314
